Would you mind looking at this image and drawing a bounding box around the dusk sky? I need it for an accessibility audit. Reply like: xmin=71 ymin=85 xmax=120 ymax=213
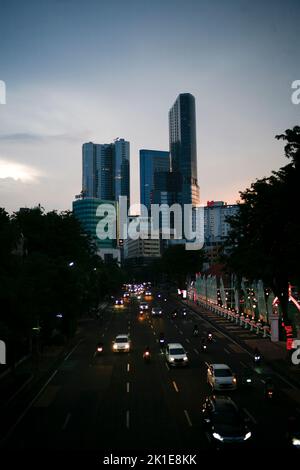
xmin=0 ymin=0 xmax=299 ymax=212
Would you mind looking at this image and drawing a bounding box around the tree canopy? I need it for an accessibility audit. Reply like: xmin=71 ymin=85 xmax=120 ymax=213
xmin=225 ymin=126 xmax=300 ymax=318
xmin=0 ymin=206 xmax=125 ymax=364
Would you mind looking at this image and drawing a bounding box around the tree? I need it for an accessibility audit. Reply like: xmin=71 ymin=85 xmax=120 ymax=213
xmin=159 ymin=245 xmax=205 ymax=287
xmin=225 ymin=126 xmax=300 ymax=322
xmin=0 ymin=206 xmax=125 ymax=366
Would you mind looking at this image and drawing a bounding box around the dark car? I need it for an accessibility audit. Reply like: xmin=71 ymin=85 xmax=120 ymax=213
xmin=202 ymin=396 xmax=252 ymax=447
xmin=286 ymin=416 xmax=300 ymax=450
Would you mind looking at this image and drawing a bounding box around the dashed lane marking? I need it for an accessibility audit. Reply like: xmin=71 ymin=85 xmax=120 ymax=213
xmin=243 ymin=408 xmax=257 ymax=424
xmin=62 ymin=413 xmax=71 ymax=431
xmin=184 ymin=410 xmax=192 ymax=427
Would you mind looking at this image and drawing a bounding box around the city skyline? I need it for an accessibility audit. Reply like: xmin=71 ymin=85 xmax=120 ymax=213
xmin=0 ymin=0 xmax=299 ymax=212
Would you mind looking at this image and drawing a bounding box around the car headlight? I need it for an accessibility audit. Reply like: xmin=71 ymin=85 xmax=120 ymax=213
xmin=113 ymin=344 xmax=117 ymax=350
xmin=170 ymin=357 xmax=175 ymax=362
xmin=232 ymin=377 xmax=237 ymax=384
xmin=159 ymin=311 xmax=162 ymax=314
xmin=125 ymin=343 xmax=130 ymax=349
xmin=183 ymin=357 xmax=188 ymax=361
xmin=292 ymin=438 xmax=300 ymax=447
xmin=244 ymin=432 xmax=252 ymax=441
xmin=212 ymin=433 xmax=223 ymax=442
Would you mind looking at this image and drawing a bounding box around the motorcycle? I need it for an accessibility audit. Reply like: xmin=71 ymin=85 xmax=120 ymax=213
xmin=207 ymin=333 xmax=213 ymax=342
xmin=254 ymin=353 xmax=261 ymax=365
xmin=193 ymin=329 xmax=199 ymax=337
xmin=201 ymin=343 xmax=207 ymax=352
xmin=159 ymin=338 xmax=165 ymax=348
xmin=96 ymin=344 xmax=104 ymax=354
xmin=264 ymin=379 xmax=274 ymax=399
xmin=241 ymin=369 xmax=254 ymax=387
xmin=143 ymin=350 xmax=151 ymax=363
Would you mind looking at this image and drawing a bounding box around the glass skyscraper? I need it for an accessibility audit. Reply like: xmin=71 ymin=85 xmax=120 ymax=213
xmin=169 ymin=93 xmax=200 ymax=206
xmin=72 ymin=197 xmax=117 ymax=250
xmin=139 ymin=149 xmax=170 ymax=210
xmin=82 ymin=138 xmax=130 ymax=204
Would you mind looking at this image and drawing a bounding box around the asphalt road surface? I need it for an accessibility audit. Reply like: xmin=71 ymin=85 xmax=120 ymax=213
xmin=1 ymin=296 xmax=299 ymax=453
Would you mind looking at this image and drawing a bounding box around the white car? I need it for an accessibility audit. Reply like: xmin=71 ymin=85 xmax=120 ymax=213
xmin=140 ymin=302 xmax=149 ymax=310
xmin=165 ymin=343 xmax=189 ymax=367
xmin=207 ymin=364 xmax=237 ymax=391
xmin=113 ymin=334 xmax=131 ymax=352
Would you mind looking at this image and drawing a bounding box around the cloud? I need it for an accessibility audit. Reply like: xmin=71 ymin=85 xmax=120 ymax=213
xmin=0 ymin=159 xmax=41 ymax=183
xmin=0 ymin=132 xmax=84 ymax=143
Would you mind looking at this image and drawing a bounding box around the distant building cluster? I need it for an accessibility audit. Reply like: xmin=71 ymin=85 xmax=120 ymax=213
xmin=72 ymin=93 xmax=238 ymax=266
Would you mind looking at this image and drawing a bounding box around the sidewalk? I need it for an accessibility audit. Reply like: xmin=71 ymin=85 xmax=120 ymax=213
xmin=0 ymin=305 xmax=109 ymax=408
xmin=0 ymin=344 xmax=66 ymax=409
xmin=0 ymin=322 xmax=86 ymax=410
xmin=182 ymin=298 xmax=300 ymax=390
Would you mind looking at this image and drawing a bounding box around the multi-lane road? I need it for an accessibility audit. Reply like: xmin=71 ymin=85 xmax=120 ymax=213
xmin=1 ymin=294 xmax=299 ymax=454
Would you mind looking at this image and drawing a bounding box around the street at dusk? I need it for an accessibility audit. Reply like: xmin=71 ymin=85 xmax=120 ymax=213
xmin=1 ymin=290 xmax=300 ymax=457
xmin=1 ymin=0 xmax=300 ymax=465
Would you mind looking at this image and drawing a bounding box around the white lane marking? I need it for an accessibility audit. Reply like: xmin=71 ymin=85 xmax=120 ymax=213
xmin=153 ymin=331 xmax=156 ymax=336
xmin=184 ymin=410 xmax=192 ymax=427
xmin=194 ymin=348 xmax=199 ymax=355
xmin=2 ymin=370 xmax=58 ymax=443
xmin=127 ymin=363 xmax=130 ymax=372
xmin=243 ymin=408 xmax=257 ymax=425
xmin=240 ymin=361 xmax=248 ymax=368
xmin=185 ymin=302 xmax=299 ymax=390
xmin=274 ymin=372 xmax=296 ymax=389
xmin=172 ymin=381 xmax=179 ymax=392
xmin=126 ymin=410 xmax=130 ymax=429
xmin=64 ymin=341 xmax=82 ymax=361
xmin=261 ymin=379 xmax=266 ymax=384
xmin=127 ymin=382 xmax=130 ymax=393
xmin=165 ymin=362 xmax=170 ymax=371
xmin=186 ymin=338 xmax=190 ymax=344
xmin=62 ymin=413 xmax=71 ymax=430
xmin=179 ymin=330 xmax=183 ymax=335
xmin=4 ymin=374 xmax=33 ymax=408
xmin=224 ymin=348 xmax=230 ymax=355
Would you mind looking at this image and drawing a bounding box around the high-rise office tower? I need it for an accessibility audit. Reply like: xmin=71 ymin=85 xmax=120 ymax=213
xmin=139 ymin=149 xmax=170 ymax=210
xmin=82 ymin=138 xmax=130 ymax=203
xmin=169 ymin=93 xmax=200 ymax=206
xmin=114 ymin=138 xmax=130 ymax=203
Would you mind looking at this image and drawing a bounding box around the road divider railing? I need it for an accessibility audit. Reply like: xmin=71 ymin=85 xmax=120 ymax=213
xmin=191 ymin=298 xmax=271 ymax=339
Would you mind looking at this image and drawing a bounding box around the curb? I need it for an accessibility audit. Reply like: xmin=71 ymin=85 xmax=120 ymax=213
xmin=176 ymin=296 xmax=300 ymax=390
